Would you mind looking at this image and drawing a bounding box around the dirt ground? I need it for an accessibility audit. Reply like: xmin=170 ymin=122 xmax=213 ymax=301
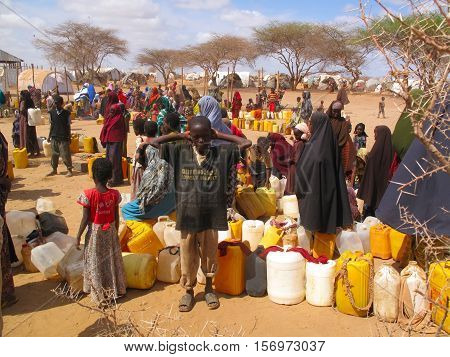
xmin=1 ymin=89 xmax=412 ymax=337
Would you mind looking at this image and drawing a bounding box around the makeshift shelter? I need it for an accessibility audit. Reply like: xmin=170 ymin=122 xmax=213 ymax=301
xmin=122 ymin=72 xmax=147 ymax=86
xmin=264 ymin=74 xmax=290 ymax=89
xmin=99 ymin=68 xmax=122 ymax=82
xmin=18 ymin=69 xmax=74 ymax=94
xmin=0 ymin=49 xmax=23 ymax=91
xmin=366 ymin=78 xmax=381 ymax=91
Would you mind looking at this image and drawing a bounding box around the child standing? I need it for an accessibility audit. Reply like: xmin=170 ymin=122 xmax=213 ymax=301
xmin=353 ymin=122 xmax=368 ymax=150
xmin=378 ymin=96 xmax=386 ymax=118
xmin=151 ymin=116 xmax=251 ymax=312
xmin=131 ymin=117 xmax=146 ymax=200
xmin=76 ymin=158 xmax=126 ymax=305
xmin=246 ymin=137 xmax=272 ymax=188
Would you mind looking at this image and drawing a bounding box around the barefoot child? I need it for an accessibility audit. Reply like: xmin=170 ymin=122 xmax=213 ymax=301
xmin=76 ymin=158 xmax=126 ymax=304
xmin=151 ymin=116 xmax=251 ymax=312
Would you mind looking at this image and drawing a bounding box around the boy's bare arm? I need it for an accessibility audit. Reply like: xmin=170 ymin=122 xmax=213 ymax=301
xmin=214 ymin=131 xmax=252 ymax=151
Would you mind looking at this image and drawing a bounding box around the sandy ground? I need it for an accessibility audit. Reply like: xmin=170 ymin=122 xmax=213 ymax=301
xmin=1 ymin=90 xmax=411 ymax=337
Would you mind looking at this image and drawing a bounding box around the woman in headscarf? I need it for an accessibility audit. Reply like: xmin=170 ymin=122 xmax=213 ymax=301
xmin=156 ymin=96 xmax=176 ymax=129
xmin=267 ymin=132 xmax=292 ymax=179
xmin=148 ymin=87 xmax=160 ymax=109
xmin=296 ymin=112 xmax=353 ymax=233
xmin=198 ymin=96 xmax=232 ymax=145
xmin=357 ymin=125 xmax=393 ymax=218
xmin=182 ymin=85 xmax=192 ymax=102
xmin=19 ymin=90 xmax=40 ymax=157
xmin=231 ymin=91 xmax=242 ymax=120
xmin=285 ymin=123 xmax=310 ymax=195
xmin=300 ymin=91 xmax=313 ymax=121
xmin=100 ymin=93 xmax=127 ymax=186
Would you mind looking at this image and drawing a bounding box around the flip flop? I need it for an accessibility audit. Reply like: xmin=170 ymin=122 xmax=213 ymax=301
xmin=179 ymin=293 xmax=195 ymax=312
xmin=205 ymin=292 xmax=220 ymax=310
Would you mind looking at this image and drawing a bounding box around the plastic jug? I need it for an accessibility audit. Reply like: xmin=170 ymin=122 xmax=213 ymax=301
xmin=363 ymin=216 xmax=381 ymax=228
xmin=21 ymin=244 xmax=39 ymax=273
xmin=335 ymin=252 xmax=374 ymax=317
xmin=266 ymin=121 xmax=274 ymax=132
xmin=429 ymin=261 xmax=450 ymax=334
xmin=245 ymin=246 xmax=267 ymax=297
xmin=336 ymin=230 xmax=364 ymax=254
xmin=36 ymin=197 xmax=56 ymax=215
xmin=7 ymin=160 xmax=14 ymax=180
xmin=235 ymin=186 xmax=265 ymax=220
xmin=83 ymin=137 xmax=95 ymax=154
xmin=400 ymin=262 xmax=428 ymax=317
xmin=260 ymin=226 xmax=284 ymax=249
xmin=228 ymin=219 xmax=243 ymax=241
xmin=281 ymin=195 xmax=299 ymax=219
xmin=65 ymin=261 xmax=84 ymax=292
xmin=312 ymin=233 xmax=336 ymax=260
xmin=218 ymin=230 xmax=230 ymax=242
xmin=122 ymin=252 xmax=157 ymax=289
xmin=215 ymin=245 xmax=246 ymax=296
xmin=355 ymin=222 xmax=371 ymax=253
xmin=255 ymin=187 xmax=277 ymax=217
xmin=43 ymin=140 xmax=52 ymax=157
xmin=88 ymin=155 xmax=103 ymax=178
xmin=13 ymin=148 xmax=28 ymax=169
xmin=306 ymin=260 xmax=336 ymax=307
xmin=153 ymin=216 xmax=173 ymax=247
xmin=269 ymin=176 xmax=281 ymax=198
xmin=70 ymin=134 xmax=79 ymax=154
xmin=57 ymin=244 xmax=84 ymax=280
xmin=6 ymin=210 xmax=37 ymax=238
xmin=267 ymin=250 xmax=306 ymax=305
xmin=389 ymin=229 xmax=411 ymax=262
xmin=31 ymin=242 xmax=65 ymax=278
xmin=118 ymin=223 xmax=130 ymax=252
xmin=297 ymin=226 xmax=312 ymax=252
xmin=370 ymin=224 xmax=392 ymax=259
xmin=163 ymin=222 xmax=181 ymax=247
xmin=242 ymin=220 xmax=264 ymax=251
xmin=232 ymin=118 xmax=239 ymax=127
xmin=44 ymin=232 xmax=76 ymax=254
xmin=157 ymin=247 xmax=181 ymax=283
xmin=253 ymin=120 xmax=260 ymax=131
xmin=374 ymin=264 xmax=400 ymax=322
xmin=96 ymin=116 xmax=104 ymax=125
xmin=126 ymin=220 xmax=163 ymax=258
xmin=272 ymin=124 xmax=279 ymax=133
xmin=27 ymin=108 xmax=44 ymax=125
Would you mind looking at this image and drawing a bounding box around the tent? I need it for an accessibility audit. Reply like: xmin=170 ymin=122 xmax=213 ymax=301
xmin=353 ymin=79 xmax=366 ymax=92
xmin=99 ymin=68 xmax=122 ymax=82
xmin=122 ymin=72 xmax=147 ymax=86
xmin=18 ymin=69 xmax=74 ymax=94
xmin=366 ymin=78 xmax=381 ymax=91
xmin=264 ymin=74 xmax=291 ymax=89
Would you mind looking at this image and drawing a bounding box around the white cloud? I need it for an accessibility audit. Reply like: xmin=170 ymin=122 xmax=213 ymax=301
xmin=195 ymin=32 xmax=213 ymax=43
xmin=331 ymin=15 xmax=362 ymax=29
xmin=220 ymin=9 xmax=269 ymax=28
xmin=174 ymin=0 xmax=230 ymax=10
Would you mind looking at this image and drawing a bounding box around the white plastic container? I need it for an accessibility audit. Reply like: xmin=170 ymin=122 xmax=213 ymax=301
xmin=355 ymin=222 xmax=371 ymax=253
xmin=6 ymin=210 xmax=37 ymax=238
xmin=374 ymin=264 xmax=400 ymax=322
xmin=57 ymin=244 xmax=84 ymax=280
xmin=267 ymin=250 xmax=306 ymax=305
xmin=269 ymin=176 xmax=281 ymax=198
xmin=218 ymin=230 xmax=230 ymax=243
xmin=44 ymin=232 xmax=76 ymax=253
xmin=306 ymin=260 xmax=336 ymax=307
xmin=153 ymin=216 xmax=173 ymax=247
xmin=27 ymin=108 xmax=44 ymax=126
xmin=43 ymin=140 xmax=52 ymax=158
xmin=157 ymin=247 xmax=181 ymax=283
xmin=164 ymin=222 xmax=181 ymax=247
xmin=281 ymin=195 xmax=299 ymax=219
xmin=297 ymin=226 xmax=312 ymax=252
xmin=242 ymin=220 xmax=265 ymax=251
xmin=335 ymin=230 xmax=364 ymax=254
xmin=36 ymin=197 xmax=56 ymax=215
xmin=31 ymin=242 xmax=65 ymax=278
xmin=363 ymin=216 xmax=381 ymax=228
xmin=401 ymin=262 xmax=428 ymax=316
xmin=65 ymin=261 xmax=84 ymax=291
xmin=11 ymin=235 xmax=26 ymax=265
xmin=37 ymin=137 xmax=45 ymax=151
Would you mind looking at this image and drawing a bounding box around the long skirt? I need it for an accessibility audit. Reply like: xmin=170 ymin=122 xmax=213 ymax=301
xmin=1 ymin=217 xmax=15 ymax=303
xmin=130 ymin=165 xmax=144 ymax=201
xmin=106 ymin=142 xmax=123 ymax=185
xmin=19 ymin=116 xmax=40 ymax=155
xmin=83 ymin=223 xmax=127 ymax=304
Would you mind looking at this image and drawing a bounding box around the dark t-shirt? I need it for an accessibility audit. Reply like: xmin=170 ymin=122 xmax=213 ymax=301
xmin=49 ymin=108 xmax=71 ymax=141
xmin=161 ymin=142 xmax=240 ymax=233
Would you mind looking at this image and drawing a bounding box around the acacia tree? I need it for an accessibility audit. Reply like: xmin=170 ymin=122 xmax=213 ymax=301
xmin=34 ymin=21 xmax=128 ymax=82
xmin=253 ymin=22 xmax=328 ymax=90
xmin=136 ymin=49 xmax=183 ymax=86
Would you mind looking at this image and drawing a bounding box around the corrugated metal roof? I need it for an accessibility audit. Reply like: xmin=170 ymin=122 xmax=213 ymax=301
xmin=0 ymin=49 xmax=23 ymax=63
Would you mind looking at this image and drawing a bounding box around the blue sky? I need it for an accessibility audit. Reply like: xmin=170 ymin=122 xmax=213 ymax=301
xmin=0 ymin=0 xmax=413 ymax=76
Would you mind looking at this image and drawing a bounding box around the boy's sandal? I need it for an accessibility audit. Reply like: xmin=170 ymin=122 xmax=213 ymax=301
xmin=205 ymin=292 xmax=220 ymax=310
xmin=179 ymin=293 xmax=195 ymax=312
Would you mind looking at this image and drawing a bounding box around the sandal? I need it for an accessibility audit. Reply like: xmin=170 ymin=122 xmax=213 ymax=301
xmin=179 ymin=293 xmax=195 ymax=312
xmin=205 ymin=292 xmax=220 ymax=310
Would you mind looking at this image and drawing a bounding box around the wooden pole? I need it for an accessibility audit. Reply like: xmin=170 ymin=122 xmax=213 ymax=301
xmin=226 ymin=67 xmax=230 ymax=106
xmin=64 ymin=67 xmax=70 ymax=102
xmin=276 ymin=71 xmax=280 ymax=91
xmin=181 ymin=66 xmax=184 ymax=87
xmin=31 ymin=63 xmax=35 ymax=87
xmin=16 ymin=67 xmax=19 ymax=109
xmin=54 ymin=67 xmax=58 ymax=94
xmin=3 ymin=66 xmax=7 ymax=94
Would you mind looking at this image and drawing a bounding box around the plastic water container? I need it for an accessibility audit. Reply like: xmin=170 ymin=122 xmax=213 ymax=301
xmin=44 ymin=232 xmax=76 ymax=254
xmin=157 ymin=247 xmax=181 ymax=283
xmin=6 ymin=210 xmax=37 ymax=238
xmin=27 ymin=108 xmax=44 ymax=125
xmin=336 ymin=230 xmax=364 ymax=254
xmin=218 ymin=230 xmax=230 ymax=242
xmin=306 ymin=260 xmax=336 ymax=307
xmin=7 ymin=160 xmax=14 ymax=180
xmin=21 ymin=244 xmax=39 ymax=273
xmin=13 ymin=148 xmax=28 ymax=169
xmin=312 ymin=233 xmax=336 ymax=260
xmin=36 ymin=197 xmax=57 ymax=215
xmin=57 ymin=245 xmax=84 ymax=280
xmin=215 ymin=245 xmax=246 ymax=296
xmin=229 ymin=220 xmax=243 ymax=241
xmin=370 ymin=224 xmax=392 ymax=259
xmin=281 ymin=195 xmax=299 ymax=218
xmin=236 ymin=186 xmax=265 ymax=219
xmin=260 ymin=226 xmax=283 ymax=249
xmin=43 ymin=140 xmax=52 ymax=157
xmin=374 ymin=264 xmax=400 ymax=322
xmin=153 ymin=216 xmax=173 ymax=247
xmin=255 ymin=187 xmax=277 ymax=217
xmin=363 ymin=216 xmax=381 ymax=228
xmin=389 ymin=229 xmax=411 ymax=262
xmin=245 ymin=246 xmax=267 ymax=297
xmin=83 ymin=137 xmax=95 ymax=154
xmin=267 ymin=250 xmax=306 ymax=305
xmin=242 ymin=220 xmax=264 ymax=251
xmin=122 ymin=252 xmax=157 ymax=289
xmin=355 ymin=222 xmax=371 ymax=253
xmin=31 ymin=242 xmax=65 ymax=278
xmin=269 ymin=176 xmax=281 ymax=198
xmin=69 ymin=134 xmax=79 ymax=154
xmin=297 ymin=226 xmax=312 ymax=253
xmin=400 ymin=261 xmax=428 ymax=317
xmin=429 ymin=261 xmax=450 ymax=334
xmin=126 ymin=220 xmax=163 ymax=258
xmin=164 ymin=222 xmax=181 ymax=247
xmin=65 ymin=261 xmax=84 ymax=292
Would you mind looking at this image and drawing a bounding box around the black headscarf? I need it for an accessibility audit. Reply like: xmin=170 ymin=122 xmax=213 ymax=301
xmin=296 ymin=112 xmax=353 ymax=233
xmin=20 ymin=90 xmax=34 ymax=110
xmin=357 ymin=125 xmax=393 ymax=210
xmin=327 ymin=100 xmax=350 ymax=149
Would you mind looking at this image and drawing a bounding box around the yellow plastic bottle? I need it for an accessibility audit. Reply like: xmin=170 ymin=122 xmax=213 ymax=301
xmin=96 ymin=115 xmax=104 ymax=125
xmin=70 ymin=134 xmax=79 ymax=154
xmin=7 ymin=160 xmax=14 ymax=180
xmin=389 ymin=228 xmax=411 ymax=262
xmin=255 ymin=187 xmax=277 ymax=217
xmin=126 ymin=220 xmax=163 ymax=258
xmin=83 ymin=137 xmax=95 ymax=154
xmin=229 ymin=220 xmax=243 ymax=241
xmin=429 ymin=261 xmax=449 ymax=334
xmin=13 ymin=148 xmax=28 ymax=169
xmin=88 ymin=155 xmax=103 ymax=178
xmin=312 ymin=233 xmax=336 ymax=260
xmin=370 ymin=224 xmax=392 ymax=259
xmin=335 ymin=252 xmax=374 ymax=317
xmin=235 ymin=186 xmax=265 ymax=220
xmin=260 ymin=226 xmax=284 ymax=248
xmin=267 ymin=121 xmax=274 ymax=133
xmin=253 ymin=120 xmax=259 ymax=131
xmin=214 ymin=245 xmax=246 ymax=295
xmin=232 ymin=118 xmax=238 ymax=127
xmin=122 ymin=252 xmax=157 ymax=289
xmin=272 ymin=124 xmax=279 ymax=133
